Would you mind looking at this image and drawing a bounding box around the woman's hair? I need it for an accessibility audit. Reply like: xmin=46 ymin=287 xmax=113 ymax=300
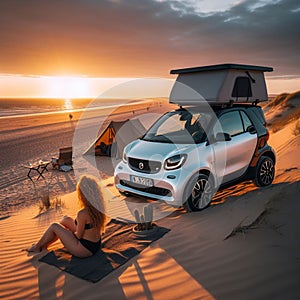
xmin=77 ymin=175 xmax=107 ymax=233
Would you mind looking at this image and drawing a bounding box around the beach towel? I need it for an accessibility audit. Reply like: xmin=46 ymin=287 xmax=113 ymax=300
xmin=39 ymin=219 xmax=170 ymax=282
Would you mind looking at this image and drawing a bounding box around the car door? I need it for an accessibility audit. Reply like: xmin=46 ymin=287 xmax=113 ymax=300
xmin=212 ymin=110 xmax=257 ymax=183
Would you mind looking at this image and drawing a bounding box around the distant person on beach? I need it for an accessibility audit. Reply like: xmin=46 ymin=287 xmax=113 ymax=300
xmin=27 ymin=175 xmax=107 ymax=257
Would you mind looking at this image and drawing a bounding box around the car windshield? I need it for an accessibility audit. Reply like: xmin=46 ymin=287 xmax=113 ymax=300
xmin=142 ymin=110 xmax=212 ymax=144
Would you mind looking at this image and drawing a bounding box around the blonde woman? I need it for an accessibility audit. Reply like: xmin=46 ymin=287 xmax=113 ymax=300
xmin=28 ymin=175 xmax=107 ymax=257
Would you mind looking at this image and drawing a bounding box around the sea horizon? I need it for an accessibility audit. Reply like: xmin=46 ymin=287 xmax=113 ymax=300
xmin=0 ymin=97 xmax=151 ymax=119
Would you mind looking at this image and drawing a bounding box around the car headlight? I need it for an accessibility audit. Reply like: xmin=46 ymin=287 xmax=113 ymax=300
xmin=164 ymin=154 xmax=187 ymax=170
xmin=123 ymin=150 xmax=128 ymax=163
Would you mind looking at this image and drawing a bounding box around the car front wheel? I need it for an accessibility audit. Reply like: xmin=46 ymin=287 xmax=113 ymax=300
xmin=183 ymin=174 xmax=214 ymax=212
xmin=254 ymin=156 xmax=275 ymax=187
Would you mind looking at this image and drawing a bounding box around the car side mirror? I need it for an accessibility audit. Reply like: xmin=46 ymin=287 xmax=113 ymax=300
xmin=247 ymin=125 xmax=257 ymax=134
xmin=215 ymin=132 xmax=232 ymax=142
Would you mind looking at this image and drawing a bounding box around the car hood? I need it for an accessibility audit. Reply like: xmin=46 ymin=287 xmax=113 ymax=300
xmin=126 ymin=139 xmax=192 ymax=162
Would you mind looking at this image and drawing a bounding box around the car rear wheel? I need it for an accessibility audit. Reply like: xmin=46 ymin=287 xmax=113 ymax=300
xmin=183 ymin=174 xmax=214 ymax=212
xmin=254 ymin=156 xmax=275 ymax=187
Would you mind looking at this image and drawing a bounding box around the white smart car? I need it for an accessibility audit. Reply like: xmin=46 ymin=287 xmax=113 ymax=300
xmin=114 ymin=64 xmax=276 ymax=211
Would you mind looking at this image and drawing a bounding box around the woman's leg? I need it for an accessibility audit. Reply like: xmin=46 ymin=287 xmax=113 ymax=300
xmin=28 ymin=223 xmax=92 ymax=257
xmin=60 ymin=216 xmax=76 ymax=232
xmin=28 ymin=223 xmax=60 ymax=252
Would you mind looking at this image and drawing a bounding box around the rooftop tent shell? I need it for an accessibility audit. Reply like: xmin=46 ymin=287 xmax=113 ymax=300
xmin=84 ymin=119 xmax=146 ymax=158
xmin=169 ymin=63 xmax=273 ymax=105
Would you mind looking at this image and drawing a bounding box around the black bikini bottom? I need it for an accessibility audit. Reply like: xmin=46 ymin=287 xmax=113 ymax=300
xmin=79 ymin=238 xmax=101 ymax=254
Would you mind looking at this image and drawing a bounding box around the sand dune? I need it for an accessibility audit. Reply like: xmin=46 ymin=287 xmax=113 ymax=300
xmin=0 ymin=100 xmax=299 ymax=299
xmin=263 ymin=90 xmax=300 ymax=133
xmin=1 ymin=171 xmax=299 ymax=299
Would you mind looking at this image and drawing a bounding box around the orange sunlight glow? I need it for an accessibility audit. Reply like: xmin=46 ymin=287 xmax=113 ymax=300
xmin=48 ymin=76 xmax=90 ymax=98
xmin=0 ymin=74 xmax=299 ymax=99
xmin=0 ymin=75 xmax=136 ymax=98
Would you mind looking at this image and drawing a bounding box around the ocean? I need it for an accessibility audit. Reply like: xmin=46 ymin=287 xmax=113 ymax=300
xmin=0 ymin=98 xmax=136 ymax=118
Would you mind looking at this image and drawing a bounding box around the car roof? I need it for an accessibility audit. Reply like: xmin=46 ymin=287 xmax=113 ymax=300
xmin=170 ymin=63 xmax=273 ymax=74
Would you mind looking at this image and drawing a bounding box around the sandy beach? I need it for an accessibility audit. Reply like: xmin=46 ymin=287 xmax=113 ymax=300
xmin=0 ymin=97 xmax=299 ymax=299
xmin=0 ymin=100 xmax=174 ymax=215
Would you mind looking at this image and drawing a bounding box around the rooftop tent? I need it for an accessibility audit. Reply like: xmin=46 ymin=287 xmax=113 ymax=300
xmin=84 ymin=119 xmax=146 ymax=158
xmin=169 ymin=63 xmax=273 ymax=105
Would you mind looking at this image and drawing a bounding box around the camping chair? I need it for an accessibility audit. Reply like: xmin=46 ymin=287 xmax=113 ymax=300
xmin=52 ymin=147 xmax=73 ymax=170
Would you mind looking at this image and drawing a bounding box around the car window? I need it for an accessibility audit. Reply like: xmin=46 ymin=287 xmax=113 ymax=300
xmin=249 ymin=107 xmax=266 ymax=126
xmin=240 ymin=111 xmax=253 ymax=131
xmin=217 ymin=111 xmax=244 ymax=137
xmin=156 ymin=113 xmax=184 ymax=136
xmin=143 ymin=110 xmax=211 ymax=143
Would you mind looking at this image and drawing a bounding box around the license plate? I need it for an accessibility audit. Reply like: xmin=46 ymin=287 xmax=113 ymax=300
xmin=130 ymin=175 xmax=154 ymax=187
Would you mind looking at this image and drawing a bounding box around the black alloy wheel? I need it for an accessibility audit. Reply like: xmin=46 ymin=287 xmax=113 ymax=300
xmin=184 ymin=174 xmax=214 ymax=212
xmin=254 ymin=156 xmax=275 ymax=187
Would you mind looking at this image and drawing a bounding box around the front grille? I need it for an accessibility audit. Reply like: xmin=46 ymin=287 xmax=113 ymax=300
xmin=120 ymin=180 xmax=172 ymax=197
xmin=128 ymin=157 xmax=161 ymax=174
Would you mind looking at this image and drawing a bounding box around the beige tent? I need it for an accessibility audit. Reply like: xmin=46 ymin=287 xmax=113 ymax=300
xmin=84 ymin=119 xmax=146 ymax=158
xmin=170 ymin=63 xmax=273 ymax=104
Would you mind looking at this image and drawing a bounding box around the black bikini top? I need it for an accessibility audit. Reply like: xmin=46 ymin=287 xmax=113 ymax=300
xmin=75 ymin=219 xmax=94 ymax=230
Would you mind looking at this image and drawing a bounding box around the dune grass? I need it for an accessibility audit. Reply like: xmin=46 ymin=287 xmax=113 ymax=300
xmin=292 ymin=119 xmax=300 ymax=136
xmin=266 ymin=90 xmax=300 ymax=133
xmin=223 ymin=209 xmax=269 ymax=240
xmin=270 ymin=106 xmax=300 ymax=133
xmin=266 ymin=90 xmax=300 ymax=108
xmin=38 ymin=192 xmax=63 ymax=213
xmin=224 ymin=192 xmax=284 ymax=240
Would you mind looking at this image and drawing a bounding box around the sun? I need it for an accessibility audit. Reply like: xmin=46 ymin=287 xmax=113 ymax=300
xmin=47 ymin=76 xmax=90 ymax=98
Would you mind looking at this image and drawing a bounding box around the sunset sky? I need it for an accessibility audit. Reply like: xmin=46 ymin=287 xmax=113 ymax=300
xmin=0 ymin=0 xmax=299 ymax=97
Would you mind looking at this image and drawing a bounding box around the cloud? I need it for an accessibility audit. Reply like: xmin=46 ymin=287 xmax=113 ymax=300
xmin=0 ymin=0 xmax=299 ymax=77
